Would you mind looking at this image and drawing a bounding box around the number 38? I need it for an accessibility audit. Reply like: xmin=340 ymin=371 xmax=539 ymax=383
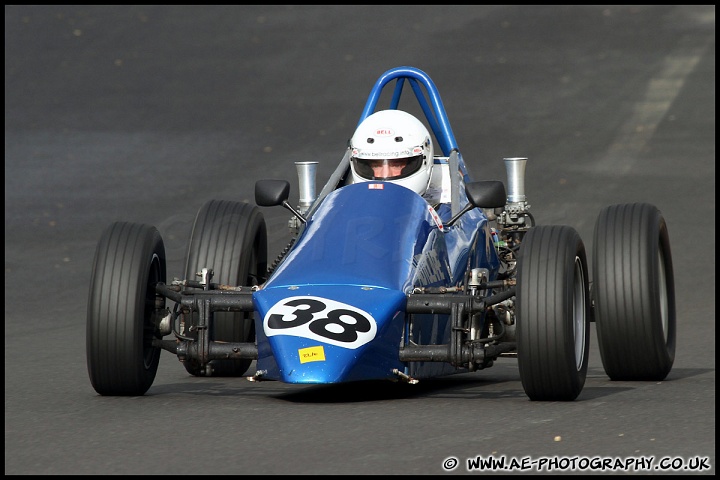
xmin=267 ymin=298 xmax=373 ymax=343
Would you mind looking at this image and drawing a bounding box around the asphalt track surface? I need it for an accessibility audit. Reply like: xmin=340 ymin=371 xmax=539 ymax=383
xmin=5 ymin=5 xmax=715 ymax=475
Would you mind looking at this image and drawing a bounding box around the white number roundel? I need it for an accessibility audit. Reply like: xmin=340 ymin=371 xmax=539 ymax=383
xmin=263 ymin=296 xmax=378 ymax=349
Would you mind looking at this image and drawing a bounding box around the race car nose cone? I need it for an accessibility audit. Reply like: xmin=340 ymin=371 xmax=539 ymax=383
xmin=253 ymin=285 xmax=407 ymax=383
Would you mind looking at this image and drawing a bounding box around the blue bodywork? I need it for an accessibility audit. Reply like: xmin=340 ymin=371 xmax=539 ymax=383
xmin=252 ymin=66 xmax=500 ymax=383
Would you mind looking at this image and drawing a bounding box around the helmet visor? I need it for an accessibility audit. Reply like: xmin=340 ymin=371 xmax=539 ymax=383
xmin=351 ymin=154 xmax=424 ymax=181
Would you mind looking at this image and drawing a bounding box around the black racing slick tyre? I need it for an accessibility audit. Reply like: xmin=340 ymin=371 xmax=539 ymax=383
xmin=592 ymin=203 xmax=676 ymax=381
xmin=86 ymin=222 xmax=167 ymax=396
xmin=183 ymin=199 xmax=267 ymax=377
xmin=516 ymin=225 xmax=590 ymax=401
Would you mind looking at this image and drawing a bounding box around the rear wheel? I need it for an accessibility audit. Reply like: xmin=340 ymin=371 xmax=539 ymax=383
xmin=183 ymin=199 xmax=267 ymax=376
xmin=592 ymin=203 xmax=675 ymax=380
xmin=516 ymin=225 xmax=590 ymax=401
xmin=87 ymin=222 xmax=167 ymax=396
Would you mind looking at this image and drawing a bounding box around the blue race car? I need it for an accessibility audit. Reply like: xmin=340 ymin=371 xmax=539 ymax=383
xmin=87 ymin=66 xmax=676 ymax=401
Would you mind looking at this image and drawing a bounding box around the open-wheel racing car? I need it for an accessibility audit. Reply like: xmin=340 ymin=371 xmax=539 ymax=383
xmin=86 ymin=66 xmax=676 ymax=401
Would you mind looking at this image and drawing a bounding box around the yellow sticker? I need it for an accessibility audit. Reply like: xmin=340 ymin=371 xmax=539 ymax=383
xmin=298 ymin=346 xmax=326 ymax=364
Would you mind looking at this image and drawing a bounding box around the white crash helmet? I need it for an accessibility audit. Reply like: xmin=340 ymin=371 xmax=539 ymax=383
xmin=349 ymin=110 xmax=434 ymax=195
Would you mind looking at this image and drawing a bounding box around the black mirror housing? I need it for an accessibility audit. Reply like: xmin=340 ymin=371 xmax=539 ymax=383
xmin=465 ymin=181 xmax=506 ymax=209
xmin=255 ymin=179 xmax=291 ymax=207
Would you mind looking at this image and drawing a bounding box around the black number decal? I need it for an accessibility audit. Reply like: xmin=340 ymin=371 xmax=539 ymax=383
xmin=267 ymin=298 xmax=325 ymax=329
xmin=266 ymin=297 xmax=375 ymax=345
xmin=309 ymin=309 xmax=372 ymax=343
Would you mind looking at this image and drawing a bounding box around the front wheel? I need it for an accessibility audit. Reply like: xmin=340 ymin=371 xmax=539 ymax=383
xmin=592 ymin=203 xmax=676 ymax=381
xmin=183 ymin=199 xmax=267 ymax=377
xmin=516 ymin=225 xmax=590 ymax=401
xmin=86 ymin=222 xmax=167 ymax=396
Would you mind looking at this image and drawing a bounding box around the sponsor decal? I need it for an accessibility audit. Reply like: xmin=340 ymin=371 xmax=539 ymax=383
xmin=412 ymin=249 xmax=448 ymax=285
xmin=298 ymin=346 xmax=326 ymax=364
xmin=375 ymin=128 xmax=394 ymax=136
xmin=428 ymin=205 xmax=445 ymax=232
xmin=367 ymin=150 xmax=412 ymax=157
xmin=368 ymin=183 xmax=384 ymax=190
xmin=264 ymin=296 xmax=378 ymax=349
xmin=355 ymin=150 xmax=414 ymax=158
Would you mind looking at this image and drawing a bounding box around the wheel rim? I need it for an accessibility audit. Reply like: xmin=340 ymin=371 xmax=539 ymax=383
xmin=572 ymin=256 xmax=587 ymax=371
xmin=658 ymin=247 xmax=669 ymax=343
xmin=143 ymin=253 xmax=162 ymax=369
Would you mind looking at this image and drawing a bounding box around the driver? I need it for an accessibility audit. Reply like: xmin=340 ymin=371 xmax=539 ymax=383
xmin=349 ymin=109 xmax=434 ymax=199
